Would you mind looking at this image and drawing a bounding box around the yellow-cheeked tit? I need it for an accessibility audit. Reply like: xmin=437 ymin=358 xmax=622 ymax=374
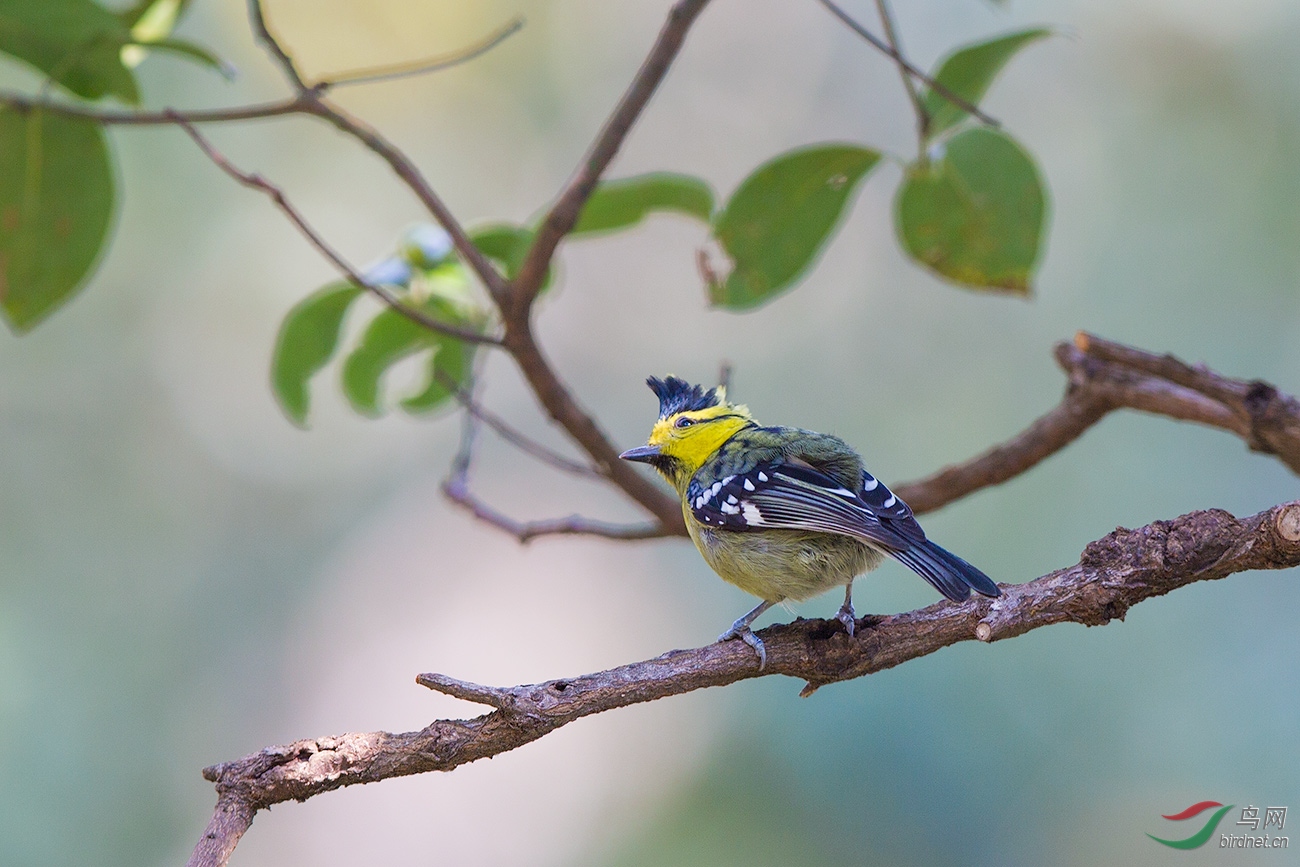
xmin=620 ymin=376 xmax=1000 ymax=667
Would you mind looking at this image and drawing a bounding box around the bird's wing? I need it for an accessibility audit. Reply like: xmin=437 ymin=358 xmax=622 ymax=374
xmin=687 ymin=459 xmax=924 ymax=550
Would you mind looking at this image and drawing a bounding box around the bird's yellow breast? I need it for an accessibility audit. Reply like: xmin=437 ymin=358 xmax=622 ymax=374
xmin=684 ymin=504 xmax=885 ymax=602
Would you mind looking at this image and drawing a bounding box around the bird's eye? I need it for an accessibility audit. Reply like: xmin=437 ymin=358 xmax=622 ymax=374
xmin=674 ymin=416 xmax=695 ymax=429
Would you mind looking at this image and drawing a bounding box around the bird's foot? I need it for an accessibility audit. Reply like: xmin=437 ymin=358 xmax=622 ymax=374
xmin=717 ymin=622 xmax=767 ymax=670
xmin=835 ymin=600 xmax=857 ymax=637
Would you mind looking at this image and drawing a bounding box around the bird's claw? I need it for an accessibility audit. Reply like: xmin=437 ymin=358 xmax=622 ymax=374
xmin=718 ymin=624 xmax=767 ymax=670
xmin=835 ymin=601 xmax=857 ymax=637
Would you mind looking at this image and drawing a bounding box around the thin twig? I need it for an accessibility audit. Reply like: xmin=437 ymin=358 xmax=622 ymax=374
xmin=314 ymin=18 xmax=524 ymax=89
xmin=189 ymin=498 xmax=1300 ymax=867
xmin=443 ymin=478 xmax=671 ymax=542
xmin=248 ymin=0 xmax=510 ymax=301
xmin=511 ymin=0 xmax=713 ymax=308
xmin=481 ymin=0 xmax=717 ymax=534
xmin=247 ymin=0 xmax=308 ymax=91
xmin=816 ymin=0 xmax=998 ymax=129
xmin=443 ymin=390 xmax=667 ymax=541
xmin=170 ymin=115 xmax=502 ymax=346
xmin=435 ymin=370 xmax=602 ymax=478
xmin=0 ymin=91 xmax=307 ymax=125
xmin=300 ymin=97 xmax=511 ymax=304
xmin=717 ymin=360 xmax=733 ymax=393
xmin=871 ymin=0 xmax=927 ymax=140
xmin=447 ymin=392 xmax=670 ymax=543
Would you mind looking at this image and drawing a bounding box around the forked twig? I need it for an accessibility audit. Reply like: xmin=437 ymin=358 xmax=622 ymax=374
xmin=170 ymin=115 xmax=501 ymax=346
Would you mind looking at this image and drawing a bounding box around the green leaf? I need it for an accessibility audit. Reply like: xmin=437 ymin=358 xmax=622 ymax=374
xmin=470 ymin=223 xmax=532 ymax=277
xmin=570 ymin=172 xmax=714 ymax=237
xmin=895 ymin=127 xmax=1047 ymax=294
xmin=125 ymin=37 xmax=231 ymax=76
xmin=400 ymin=331 xmax=473 ymax=412
xmin=117 ymin=0 xmax=193 ymax=31
xmin=710 ymin=144 xmax=880 ymax=310
xmin=117 ymin=0 xmax=227 ymax=74
xmin=340 ymin=301 xmax=478 ymax=417
xmin=921 ymin=28 xmax=1051 ymax=140
xmin=270 ymin=281 xmax=362 ymax=427
xmin=0 ymin=0 xmax=139 ymax=103
xmin=0 ymin=109 xmax=115 ymax=332
xmin=469 ymin=222 xmax=553 ymax=294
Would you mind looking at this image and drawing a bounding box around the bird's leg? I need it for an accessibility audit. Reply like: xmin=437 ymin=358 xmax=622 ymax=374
xmin=718 ymin=599 xmax=776 ymax=669
xmin=835 ymin=582 xmax=856 ymax=637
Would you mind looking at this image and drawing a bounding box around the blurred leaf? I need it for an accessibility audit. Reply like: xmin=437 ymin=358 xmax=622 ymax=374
xmin=570 ymin=172 xmax=714 ymax=237
xmin=126 ymin=37 xmax=230 ymax=75
xmin=117 ymin=0 xmax=192 ymax=30
xmin=470 ymin=223 xmax=553 ymax=294
xmin=895 ymin=127 xmax=1046 ymax=294
xmin=470 ymin=224 xmax=530 ymax=275
xmin=118 ymin=0 xmax=227 ymax=74
xmin=399 ymin=224 xmax=452 ymax=269
xmin=0 ymin=109 xmax=115 ymax=332
xmin=341 ymin=300 xmax=479 ymax=416
xmin=270 ymin=281 xmax=362 ymax=427
xmin=400 ymin=332 xmax=473 ymax=412
xmin=415 ymin=260 xmax=481 ymax=315
xmin=710 ymin=144 xmax=880 ymax=310
xmin=921 ymin=28 xmax=1051 ymax=140
xmin=0 ymin=0 xmax=139 ymax=103
xmin=363 ymin=255 xmax=412 ymax=287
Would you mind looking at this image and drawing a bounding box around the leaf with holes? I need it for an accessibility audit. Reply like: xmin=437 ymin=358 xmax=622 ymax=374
xmin=0 ymin=109 xmax=116 ymax=332
xmin=895 ymin=127 xmax=1047 ymax=294
xmin=0 ymin=0 xmax=139 ymax=102
xmin=570 ymin=173 xmax=713 ymax=236
xmin=270 ymin=281 xmax=362 ymax=427
xmin=921 ymin=28 xmax=1052 ymax=140
xmin=341 ymin=300 xmax=479 ymax=417
xmin=710 ymin=144 xmax=880 ymax=310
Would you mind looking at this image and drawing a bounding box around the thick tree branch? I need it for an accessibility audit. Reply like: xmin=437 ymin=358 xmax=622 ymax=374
xmin=895 ymin=332 xmax=1300 ymax=514
xmin=190 ymin=498 xmax=1300 ymax=866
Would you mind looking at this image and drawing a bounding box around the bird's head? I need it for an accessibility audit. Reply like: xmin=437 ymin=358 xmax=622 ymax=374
xmin=620 ymin=376 xmax=755 ymax=488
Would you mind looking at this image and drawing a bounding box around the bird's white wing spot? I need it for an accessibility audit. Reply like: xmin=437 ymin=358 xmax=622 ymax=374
xmin=743 ymin=478 xmax=755 ymax=491
xmin=711 ymin=481 xmax=723 ymax=496
xmin=720 ymin=501 xmax=740 ymax=515
xmin=742 ymin=503 xmax=763 ymax=524
xmin=828 ymin=486 xmax=855 ymax=497
xmin=757 ymin=471 xmax=768 ymax=482
xmin=863 ymin=476 xmax=879 ymax=491
xmin=882 ymin=494 xmax=896 ymax=508
xmin=726 ymin=494 xmax=738 ymax=505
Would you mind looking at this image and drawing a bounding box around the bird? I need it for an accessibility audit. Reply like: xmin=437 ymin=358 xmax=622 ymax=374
xmin=619 ymin=375 xmax=1000 ymax=668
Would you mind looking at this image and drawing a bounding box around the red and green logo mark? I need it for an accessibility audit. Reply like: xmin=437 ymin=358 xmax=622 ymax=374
xmin=1148 ymin=801 xmax=1235 ymax=849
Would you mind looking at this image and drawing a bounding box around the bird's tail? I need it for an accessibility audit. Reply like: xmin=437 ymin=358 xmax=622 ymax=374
xmin=891 ymin=538 xmax=1001 ymax=603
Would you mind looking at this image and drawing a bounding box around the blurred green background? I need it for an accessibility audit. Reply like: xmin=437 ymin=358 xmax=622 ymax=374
xmin=3 ymin=0 xmax=1299 ymax=865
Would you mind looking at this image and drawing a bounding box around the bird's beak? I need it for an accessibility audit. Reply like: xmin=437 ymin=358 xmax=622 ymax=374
xmin=619 ymin=444 xmax=661 ymax=463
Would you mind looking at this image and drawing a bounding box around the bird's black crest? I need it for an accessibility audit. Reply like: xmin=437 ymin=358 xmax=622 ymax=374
xmin=646 ymin=376 xmax=722 ymax=419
